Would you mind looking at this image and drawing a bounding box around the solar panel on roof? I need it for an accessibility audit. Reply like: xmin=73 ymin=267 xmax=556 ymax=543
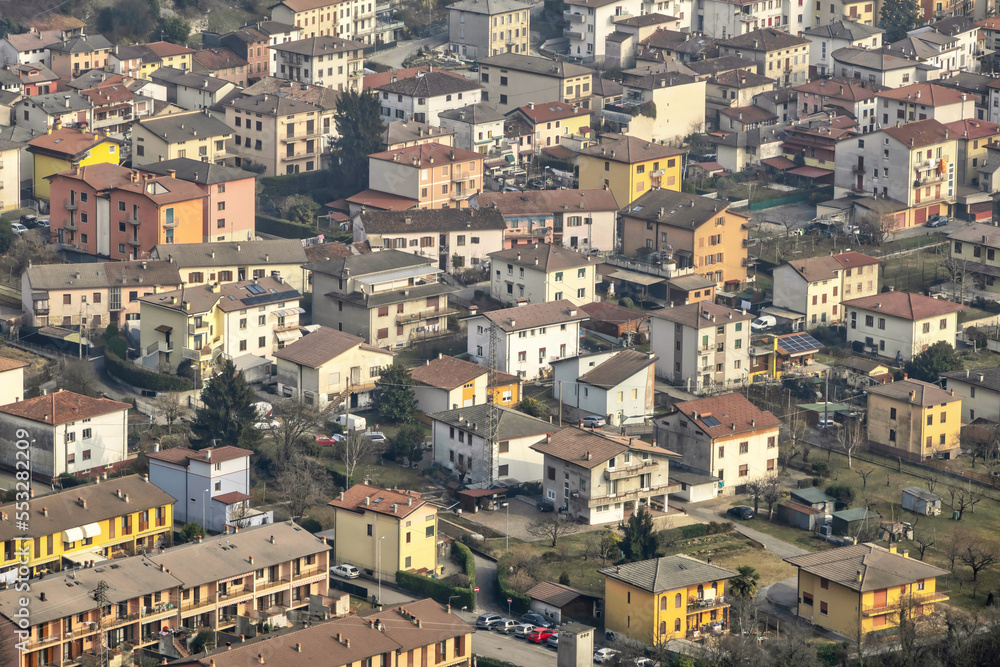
xmin=702 ymin=416 xmax=721 ymax=427
xmin=779 ymin=333 xmax=823 ymax=353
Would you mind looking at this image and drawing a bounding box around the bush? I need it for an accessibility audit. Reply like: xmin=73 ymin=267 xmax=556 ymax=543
xmin=496 ymin=553 xmax=532 ymax=614
xmin=453 ymin=541 xmax=476 ymax=595
xmin=559 ymin=571 xmax=571 ymax=585
xmin=178 ymin=522 xmax=204 ymax=544
xmin=396 ymin=570 xmax=474 ymax=609
xmin=826 ymin=484 xmax=855 ymax=507
xmin=104 ymin=338 xmax=192 ymax=392
xmin=57 ymin=473 xmax=86 ymax=488
xmin=811 ymin=462 xmax=830 ymax=477
xmin=618 ymin=297 xmax=635 ymax=308
xmin=851 ymin=340 xmax=865 ymax=353
xmin=256 ymin=214 xmax=316 ymax=239
xmin=517 ymin=397 xmax=550 ymax=419
xmin=299 ymin=517 xmax=322 ymax=533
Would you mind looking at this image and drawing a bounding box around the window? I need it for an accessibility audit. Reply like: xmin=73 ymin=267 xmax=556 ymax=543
xmin=82 ymin=428 xmax=92 ymax=439
xmin=258 ymin=336 xmax=266 ymax=348
xmin=820 ymin=601 xmax=828 ymax=615
xmin=738 ymin=464 xmax=748 ymax=477
xmin=767 ymin=436 xmax=776 ymax=448
xmin=718 ymin=446 xmax=724 ymax=459
xmin=820 ymin=577 xmax=829 ymax=589
xmin=890 ymin=407 xmax=897 ymax=420
xmin=802 ymin=592 xmax=813 ymax=606
xmin=739 ymin=442 xmax=749 ymax=454
xmin=82 ymin=450 xmax=91 ymax=461
xmin=239 ymin=340 xmax=247 ymax=351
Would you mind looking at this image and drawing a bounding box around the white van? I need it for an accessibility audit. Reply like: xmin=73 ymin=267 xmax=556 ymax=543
xmin=334 ymin=414 xmax=367 ymax=431
xmin=751 ymin=315 xmax=776 ymax=332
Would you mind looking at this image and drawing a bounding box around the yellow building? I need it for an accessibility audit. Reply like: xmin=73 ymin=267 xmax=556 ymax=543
xmin=578 ymin=135 xmax=684 ymax=206
xmin=866 ymin=378 xmax=962 ymax=461
xmin=490 ymin=371 xmax=522 ymax=408
xmin=786 ymin=543 xmax=949 ymax=639
xmin=25 ymin=128 xmax=120 ymax=200
xmin=329 ymin=484 xmax=438 ymax=578
xmin=601 ymin=554 xmax=738 ymax=644
xmin=0 ymin=474 xmax=175 ymax=580
xmin=135 ymin=41 xmax=196 ymax=80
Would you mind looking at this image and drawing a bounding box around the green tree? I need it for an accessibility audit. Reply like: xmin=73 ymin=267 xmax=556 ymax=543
xmin=0 ymin=217 xmax=14 ymax=254
xmin=729 ymin=566 xmax=760 ymax=599
xmin=178 ymin=522 xmax=204 ymax=543
xmin=904 ymin=341 xmax=963 ymax=382
xmin=619 ymin=505 xmax=657 ymax=562
xmin=331 ymin=90 xmax=386 ymax=193
xmin=190 ymin=358 xmax=260 ymax=450
xmin=517 ymin=397 xmax=550 ymax=419
xmin=96 ymin=0 xmax=157 ymax=42
xmin=278 ymin=194 xmax=320 ymax=225
xmin=158 ymin=16 xmax=191 ymax=45
xmin=879 ymin=0 xmax=920 ymax=42
xmin=370 ymin=363 xmax=418 ymax=423
xmin=386 ymin=423 xmax=425 ymax=463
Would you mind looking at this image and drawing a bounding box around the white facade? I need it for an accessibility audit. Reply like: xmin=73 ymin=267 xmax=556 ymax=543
xmin=466 ymin=307 xmax=587 ymax=380
xmin=378 ymin=87 xmax=482 ymax=127
xmin=943 ymin=373 xmax=1000 ymax=423
xmin=804 ymin=30 xmax=883 ymax=77
xmin=0 ymin=366 xmax=24 ymax=406
xmin=699 ymin=0 xmax=784 ymax=40
xmin=413 ymin=375 xmax=487 ymax=414
xmin=845 ymin=304 xmax=961 ymax=362
xmin=489 ymin=258 xmax=598 ymax=307
xmin=564 ymin=0 xmax=643 ymax=63
xmin=430 ymin=411 xmax=553 ymax=483
xmin=772 ymin=258 xmax=881 ymax=327
xmin=649 ymin=306 xmax=752 ymax=393
xmin=551 ymin=350 xmax=656 ymax=425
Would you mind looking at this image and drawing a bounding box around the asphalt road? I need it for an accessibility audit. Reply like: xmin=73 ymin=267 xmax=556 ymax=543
xmin=474 ymin=628 xmax=560 ymax=666
xmin=368 ymin=32 xmax=449 ymax=69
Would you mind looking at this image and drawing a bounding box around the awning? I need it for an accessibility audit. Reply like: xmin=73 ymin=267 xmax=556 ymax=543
xmin=62 ymin=548 xmax=105 ymax=566
xmin=272 ymin=308 xmax=306 ymax=318
xmin=63 ymin=527 xmax=84 ymax=543
xmin=154 ymin=325 xmax=173 ymax=333
xmin=788 ymin=166 xmax=833 ymax=178
xmin=606 ymin=268 xmax=665 ymax=286
xmin=81 ymin=523 xmax=102 ymax=539
xmin=276 ymin=329 xmax=303 ymax=342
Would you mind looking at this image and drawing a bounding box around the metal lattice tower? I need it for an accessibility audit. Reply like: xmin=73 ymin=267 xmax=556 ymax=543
xmin=482 ymin=322 xmax=500 ymax=486
xmin=92 ymin=580 xmax=110 ymax=667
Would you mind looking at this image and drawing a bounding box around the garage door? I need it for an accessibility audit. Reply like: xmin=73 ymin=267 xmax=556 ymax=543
xmin=915 ymin=208 xmax=927 ymax=225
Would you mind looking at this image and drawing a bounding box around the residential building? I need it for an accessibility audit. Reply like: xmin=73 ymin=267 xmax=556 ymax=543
xmin=937 ymin=72 xmax=992 ymax=122
xmin=0 ymin=139 xmax=19 ymax=212
xmin=505 ymin=101 xmax=591 ymax=153
xmin=466 ymin=299 xmax=588 ymax=380
xmin=131 ymin=109 xmax=233 ymax=165
xmin=981 ymin=17 xmax=1000 ymax=70
xmin=942 ymin=119 xmax=1000 ymax=187
xmin=620 ymin=189 xmax=750 ymax=287
xmin=698 ymin=0 xmax=784 ymax=41
xmin=834 ymin=119 xmax=958 ymax=228
xmin=448 ymin=0 xmax=532 ymax=59
xmin=563 ymin=0 xmax=643 ymax=63
xmin=601 ymin=555 xmax=738 ymax=644
xmin=270 ymin=0 xmax=376 ymax=43
xmin=716 ymin=28 xmax=811 ymax=87
xmin=474 ymin=188 xmax=619 ymax=252
xmin=774 ymin=114 xmax=857 ymax=170
xmin=708 ymin=122 xmax=787 ymax=172
xmin=138 ymin=277 xmax=302 ymax=375
xmin=532 ymin=427 xmax=679 ymax=524
xmin=785 ymin=543 xmax=949 ymax=639
xmin=866 ymin=379 xmax=962 ymax=460
xmin=274 ymin=325 xmax=395 ymax=409
xmin=943 ymin=367 xmax=1000 ymax=423
xmin=216 ymin=25 xmax=273 ymax=83
xmin=773 ymin=252 xmax=881 ymax=326
xmin=803 ymin=21 xmax=884 ymax=77
xmin=128 ymin=41 xmax=196 ymax=80
xmin=413 ymin=355 xmax=489 ymax=413
xmin=430 ymin=404 xmax=556 ymax=483
xmin=358 ymin=143 xmax=486 ymax=212
xmin=607 ymin=72 xmax=707 ymax=144
xmin=188 ymin=47 xmax=248 ymax=86
xmin=794 ymin=78 xmax=884 ymax=133
xmin=378 ymin=119 xmax=456 ymax=151
xmin=353 ymin=208 xmax=505 ymax=272
xmin=649 ymin=302 xmax=753 ymax=392
xmin=225 ymin=93 xmax=327 ymax=176
xmin=875 ymin=83 xmax=977 ymax=125
xmin=248 ymin=20 xmax=303 ymax=75
xmin=657 ymin=392 xmax=781 ymax=494
xmin=438 ymin=103 xmax=505 ymax=154
xmin=271 ymin=36 xmax=365 ymax=92
xmin=580 ymin=301 xmax=647 ymax=341
xmin=80 ymin=81 xmax=149 ymax=139
xmin=329 ymin=483 xmax=438 ymax=576
xmin=883 ymin=26 xmax=971 ymax=77
xmin=705 ymin=69 xmax=776 ymax=129
xmin=8 ymin=62 xmax=59 ymax=96
xmin=0 ymin=357 xmax=27 ymax=405
xmin=148 ymin=445 xmax=272 ymax=532
xmin=48 ymin=164 xmax=207 ymax=260
xmin=309 ymin=250 xmax=458 ymax=349
xmin=148 ymin=67 xmax=239 ymax=110
xmin=831 ymin=46 xmax=941 ymax=87
xmin=488 ymin=243 xmax=598 ymax=306
xmin=25 ymin=127 xmax=121 ymax=200
xmin=136 ymin=158 xmax=258 ymax=242
xmin=48 ymin=34 xmax=112 ymax=82
xmin=150 ymin=239 xmax=310 ymax=294
xmin=376 ymin=70 xmax=482 ymax=126
xmin=21 ymin=259 xmax=182 ymax=329
xmin=577 ymin=134 xmax=684 ymax=206
xmin=477 ymin=53 xmax=594 ymax=113
xmin=843 ymin=291 xmax=965 ymax=362
xmin=18 ymin=90 xmax=93 ymax=134
xmin=0 ymin=475 xmax=174 ymax=583
xmin=551 ymin=349 xmax=657 ymax=426
xmin=0 ymin=390 xmax=131 ymax=482
xmin=836 ymin=355 xmax=892 ymax=388
xmin=0 ymin=29 xmax=65 ymax=67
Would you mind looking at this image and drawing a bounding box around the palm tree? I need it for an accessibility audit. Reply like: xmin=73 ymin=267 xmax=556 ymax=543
xmin=729 ymin=566 xmax=760 ymax=599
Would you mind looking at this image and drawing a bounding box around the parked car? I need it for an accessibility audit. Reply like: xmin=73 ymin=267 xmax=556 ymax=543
xmin=11 ymin=223 xmax=28 ymax=235
xmin=330 ymin=564 xmax=360 ymax=579
xmin=817 ymin=418 xmax=838 ymax=430
xmin=727 ymin=506 xmax=754 ymax=520
xmin=536 ymin=500 xmax=555 ymax=513
xmin=581 ymin=415 xmax=606 ymax=428
xmin=334 ymin=414 xmax=367 ymax=431
xmin=364 ymin=431 xmax=387 ymax=443
xmin=927 ymin=216 xmax=949 ymax=228
xmin=545 ymin=633 xmax=560 ymax=649
xmin=521 ymin=612 xmax=553 ymax=628
xmin=494 ymin=619 xmax=519 ymax=634
xmin=253 ymin=419 xmax=280 ymax=430
xmin=594 ymin=648 xmax=619 ymax=664
xmin=476 ymin=614 xmax=505 ymax=630
xmin=513 ymin=623 xmax=536 ymax=638
xmin=527 ymin=628 xmax=555 ymax=643
xmin=35 ymin=218 xmax=49 ymax=229
xmin=315 ymin=434 xmax=346 ymax=446
xmin=750 ymin=315 xmax=776 ymax=332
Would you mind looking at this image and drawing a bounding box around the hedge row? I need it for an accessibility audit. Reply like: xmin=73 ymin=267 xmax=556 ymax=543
xmin=104 ymin=340 xmax=192 ymax=392
xmin=259 ymin=171 xmax=334 ymax=198
xmin=474 ymin=658 xmax=520 ymax=667
xmin=452 ymin=541 xmax=476 ymax=606
xmin=662 ymin=521 xmax=734 ymax=542
xmin=256 ymin=214 xmax=316 ymax=239
xmin=495 ymin=553 xmax=531 ymax=615
xmin=395 ymin=570 xmax=474 ymax=610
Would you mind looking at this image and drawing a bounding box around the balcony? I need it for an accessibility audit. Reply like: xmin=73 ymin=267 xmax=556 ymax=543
xmin=914 ymin=171 xmax=947 ymax=186
xmin=687 ymin=596 xmax=730 ymax=614
xmin=179 ymin=596 xmax=216 ymax=613
xmin=506 ymin=226 xmax=552 ymax=239
xmin=217 ymin=588 xmax=252 ymax=603
xmin=737 ymin=12 xmax=758 ymax=21
xmin=187 ymin=322 xmax=210 ymax=336
xmin=586 ymin=483 xmax=681 ymax=507
xmin=861 ymin=591 xmax=948 ymax=615
xmin=915 ymin=158 xmax=944 ymax=173
xmin=126 ymin=237 xmax=141 ymax=246
xmin=564 ymin=28 xmax=584 ymax=40
xmin=162 ymin=216 xmax=179 ymax=228
xmin=564 ymin=11 xmax=585 ymax=22
xmin=145 ymin=340 xmax=172 ymax=355
xmin=397 ymin=306 xmax=457 ymax=325
xmin=64 ymin=219 xmax=78 ymax=231
xmin=64 ymin=200 xmax=78 ymax=211
xmin=852 ymin=164 xmax=865 ymax=174
xmin=127 ymin=213 xmax=140 ymax=226
xmin=604 ymin=460 xmax=658 ymax=481
xmin=293 ymin=566 xmax=326 ymax=581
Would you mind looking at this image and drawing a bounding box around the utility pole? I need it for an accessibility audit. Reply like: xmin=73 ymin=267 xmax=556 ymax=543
xmin=93 ymin=580 xmax=110 ymax=667
xmin=482 ymin=322 xmax=499 ymax=487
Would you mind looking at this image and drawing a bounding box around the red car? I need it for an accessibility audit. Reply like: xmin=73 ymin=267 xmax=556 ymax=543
xmin=527 ymin=628 xmax=555 ymax=644
xmin=314 ymin=434 xmax=346 ymax=446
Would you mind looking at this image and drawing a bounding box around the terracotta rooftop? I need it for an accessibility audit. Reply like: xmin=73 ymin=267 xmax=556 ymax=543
xmin=882 ymin=118 xmax=953 ymax=149
xmin=0 ymin=357 xmax=29 ymax=373
xmin=476 ymin=188 xmax=618 ymax=215
xmin=0 ymin=389 xmax=130 ymax=426
xmin=877 ymin=83 xmax=969 ymax=106
xmin=329 ymin=483 xmax=429 ymax=519
xmin=411 ymin=356 xmax=487 ymax=390
xmin=841 ymin=291 xmax=965 ymax=320
xmin=509 ymin=101 xmax=590 ymax=124
xmin=192 ymin=47 xmax=249 ymax=71
xmin=601 ymin=554 xmax=738 ymax=593
xmin=672 ymin=392 xmax=781 ymax=439
xmin=146 ymin=445 xmax=254 ymax=466
xmin=652 ymin=301 xmax=751 ymax=329
xmin=369 ymin=142 xmax=483 ymax=166
xmin=942 ymin=119 xmax=1000 ymax=140
xmin=274 ymin=326 xmax=390 ymax=369
xmin=718 ymin=26 xmax=809 ymax=51
xmin=26 ymin=128 xmax=115 ymax=159
xmin=530 ymin=427 xmax=674 ymax=469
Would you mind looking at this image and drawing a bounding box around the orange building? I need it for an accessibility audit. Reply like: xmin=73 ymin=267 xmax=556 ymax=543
xmin=354 ymin=142 xmax=485 ymax=210
xmin=48 ymin=164 xmax=206 ymax=260
xmin=48 ymin=34 xmax=112 ymax=82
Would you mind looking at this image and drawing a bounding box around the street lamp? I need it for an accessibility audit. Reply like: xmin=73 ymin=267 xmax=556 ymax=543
xmin=377 ymin=536 xmax=386 ymax=605
xmin=501 ymin=502 xmax=509 ymax=552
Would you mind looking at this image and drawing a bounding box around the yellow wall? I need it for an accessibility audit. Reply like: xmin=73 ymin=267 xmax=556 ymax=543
xmin=333 ymin=505 xmax=438 ymax=576
xmin=604 ymin=575 xmax=729 ymax=644
xmin=33 ymin=140 xmax=119 ymax=199
xmin=867 ymin=393 xmax=962 ymax=460
xmin=159 ymin=198 xmax=204 ymax=246
xmin=490 ymin=380 xmax=520 ymax=408
xmin=578 ymin=153 xmax=682 ymax=207
xmin=138 ymin=54 xmax=193 ymax=80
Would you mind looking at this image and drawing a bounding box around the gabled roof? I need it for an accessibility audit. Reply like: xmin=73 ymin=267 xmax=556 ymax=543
xmin=329 ymin=483 xmax=429 ymax=519
xmin=49 ymin=34 xmax=112 ymax=54
xmin=364 ymin=66 xmax=432 ymax=89
xmin=803 ymin=20 xmax=883 ymax=41
xmin=151 ymin=239 xmax=307 ymax=267
xmin=578 ymin=134 xmax=683 ymax=163
xmin=508 ymin=100 xmax=590 ymax=124
xmin=947 ymin=222 xmax=1000 ymax=247
xmin=447 ymin=0 xmax=531 ymax=14
xmin=488 ymin=244 xmax=595 ymax=271
xmin=0 ymin=389 xmax=130 ymax=425
xmin=784 ymin=251 xmax=881 ymax=283
xmin=621 ymin=189 xmax=733 ymax=229
xmin=719 ymin=105 xmax=776 ymax=124
xmin=382 ymin=120 xmax=455 ymax=147
xmin=651 ymin=301 xmax=751 ymax=329
xmin=429 ymin=404 xmax=555 ymax=439
xmin=526 ymin=581 xmax=596 ymax=607
xmin=601 ymin=554 xmax=738 ymax=593
xmin=26 ymin=127 xmax=115 ymax=159
xmin=885 ymin=31 xmax=959 ymax=61
xmin=841 ymin=291 xmax=965 ymax=320
xmin=477 ymin=53 xmax=592 ymax=78
xmin=229 ymin=92 xmax=320 ymax=116
xmin=580 ymin=301 xmax=647 ymax=324
xmin=837 ymin=356 xmax=887 ymax=373
xmin=146 ymin=445 xmax=253 ymax=466
xmin=374 ymin=70 xmax=479 ymax=97
xmin=475 ymin=299 xmax=588 ymax=332
xmin=785 ymin=543 xmax=949 ymax=592
xmin=192 ymin=47 xmax=249 ymax=70
xmin=942 ymin=119 xmax=1000 ymax=141
xmin=476 ymin=188 xmax=619 ymax=215
xmin=359 ymin=207 xmax=505 ymax=234
xmin=136 ymin=158 xmax=257 ymax=185
xmin=877 ymin=83 xmax=968 ymax=106
xmin=795 ymin=77 xmax=885 ymax=101
xmin=438 ymin=102 xmax=506 ymax=124
xmin=241 ymin=76 xmax=340 ymax=110
xmin=271 ymin=35 xmax=365 ymax=56
xmin=139 ymin=41 xmax=196 ymax=59
xmin=411 ymin=356 xmax=487 ymax=390
xmin=369 ymin=142 xmax=483 ymax=167
xmin=3 ymin=30 xmax=63 ymax=53
xmin=48 ymin=164 xmax=207 ymax=206
xmin=709 ymin=68 xmax=775 ymax=88
xmin=274 ymin=326 xmax=389 ymax=368
xmin=943 ymin=367 xmax=1000 ymax=392
xmin=135 ymin=110 xmax=234 ymax=143
xmin=718 ymin=27 xmax=809 ymax=51
xmin=882 ymin=118 xmax=952 ymax=149
xmin=531 ymin=427 xmax=673 ymax=469
xmin=832 ymin=46 xmax=930 ymax=72
xmin=150 ymin=66 xmax=235 ymax=93
xmin=672 ymin=392 xmax=781 ymax=439
xmin=578 ymin=349 xmax=656 ymax=389
xmin=868 ymin=378 xmax=958 ymax=406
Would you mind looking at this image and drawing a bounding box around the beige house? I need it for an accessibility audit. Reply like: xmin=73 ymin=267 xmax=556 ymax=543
xmin=947 ymin=224 xmax=1000 ymax=295
xmin=773 ymin=252 xmax=882 ymax=327
xmin=412 ymin=355 xmax=489 ymax=413
xmin=0 ymin=357 xmax=28 ymax=405
xmin=448 ymin=0 xmax=531 ymax=59
xmin=657 ymin=392 xmax=781 ymax=496
xmin=274 ymin=325 xmax=395 ymax=409
xmin=131 ymin=110 xmax=233 ymax=164
xmin=717 ymin=28 xmax=811 ymax=87
xmin=226 ymin=93 xmax=328 ymax=176
xmin=488 ymin=243 xmax=598 ymax=306
xmin=361 ymin=142 xmax=485 ymax=210
xmin=505 ymin=101 xmax=592 ymax=154
xmin=270 ymin=0 xmax=376 ymax=43
xmin=271 ymin=35 xmax=365 ymax=92
xmin=866 ymin=379 xmax=962 ymax=461
xmin=943 ymin=368 xmax=1000 ymax=423
xmin=477 ymin=53 xmax=594 ymax=113
xmin=0 ymin=138 xmax=20 ymax=212
xmin=614 ymin=72 xmax=707 ymax=143
xmin=843 ymin=291 xmax=966 ymax=362
xmin=150 ymin=239 xmax=310 ymax=293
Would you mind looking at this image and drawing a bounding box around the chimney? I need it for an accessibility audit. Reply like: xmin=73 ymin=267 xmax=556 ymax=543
xmin=857 ymin=570 xmax=862 ymax=582
xmin=42 ymin=507 xmax=48 ymax=517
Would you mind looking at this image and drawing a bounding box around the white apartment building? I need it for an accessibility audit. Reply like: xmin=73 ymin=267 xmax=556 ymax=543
xmin=466 ymin=300 xmax=589 ymax=380
xmin=563 ymin=0 xmax=643 ymax=63
xmin=656 ymin=392 xmax=781 ymax=496
xmin=271 ymin=35 xmax=365 ymax=93
xmin=802 ymin=21 xmax=884 ymax=77
xmin=375 ymin=71 xmax=482 ymax=126
xmin=650 ymin=302 xmax=753 ymax=394
xmin=551 ymin=349 xmax=657 ymax=426
xmin=487 ymin=244 xmax=598 ymax=307
xmin=699 ymin=0 xmax=784 ymax=40
xmin=773 ymin=252 xmax=882 ymax=327
xmin=843 ymin=291 xmax=965 ymax=362
xmin=942 ymin=368 xmax=1000 ymax=423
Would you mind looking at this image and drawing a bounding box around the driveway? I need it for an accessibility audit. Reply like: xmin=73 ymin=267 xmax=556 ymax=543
xmin=463 ymin=496 xmax=555 ymax=542
xmin=683 ymin=502 xmax=808 ymax=559
xmin=368 ymin=32 xmax=448 ymax=69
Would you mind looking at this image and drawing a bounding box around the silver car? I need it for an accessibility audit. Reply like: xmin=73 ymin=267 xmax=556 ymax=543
xmin=494 ymin=619 xmax=519 ymax=634
xmin=513 ymin=623 xmax=536 ymax=638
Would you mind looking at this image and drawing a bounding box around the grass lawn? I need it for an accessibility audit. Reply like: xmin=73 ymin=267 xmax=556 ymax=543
xmin=959 ymin=349 xmax=1000 ymax=370
xmin=880 ymin=247 xmax=948 ymax=294
xmin=0 ymin=346 xmax=51 ymax=377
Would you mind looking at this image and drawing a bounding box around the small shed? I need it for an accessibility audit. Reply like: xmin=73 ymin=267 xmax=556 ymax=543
xmin=789 ymin=488 xmax=835 ymax=513
xmin=901 ymin=487 xmax=942 ymax=516
xmin=526 ymin=581 xmax=601 ymax=624
xmin=668 ymin=469 xmax=720 ymax=504
xmin=456 ymin=487 xmax=507 ymax=513
xmin=831 ymin=508 xmax=877 ymax=537
xmin=776 ymin=500 xmax=824 ymax=531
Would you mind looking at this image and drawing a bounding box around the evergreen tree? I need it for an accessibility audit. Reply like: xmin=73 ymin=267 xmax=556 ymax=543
xmin=619 ymin=505 xmax=657 ymax=562
xmin=331 ymin=90 xmax=386 ymax=193
xmin=904 ymin=341 xmax=963 ymax=382
xmin=190 ymin=358 xmax=260 ymax=449
xmin=370 ymin=363 xmax=418 ymax=423
xmin=879 ymin=0 xmax=920 ymax=43
xmin=729 ymin=566 xmax=760 ymax=598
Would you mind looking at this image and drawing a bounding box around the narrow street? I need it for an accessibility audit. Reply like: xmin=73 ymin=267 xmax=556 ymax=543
xmin=368 ymin=32 xmax=448 ymax=69
xmin=472 ymin=552 xmax=503 ymax=614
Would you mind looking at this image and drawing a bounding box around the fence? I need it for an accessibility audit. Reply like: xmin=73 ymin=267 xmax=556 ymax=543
xmin=746 ymin=187 xmax=833 ymax=212
xmin=329 ymin=578 xmax=369 ymax=599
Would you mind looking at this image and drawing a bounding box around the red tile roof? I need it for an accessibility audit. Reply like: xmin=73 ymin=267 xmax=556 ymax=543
xmin=0 ymin=357 xmax=30 ymax=372
xmin=26 ymin=128 xmax=114 ymax=159
xmin=328 ymin=483 xmax=429 ymax=519
xmin=363 ymin=66 xmax=431 ymax=89
xmin=882 ymin=118 xmax=951 ymax=149
xmin=368 ymin=142 xmax=484 ymax=167
xmin=841 ymin=291 xmax=965 ymax=320
xmin=411 ymin=356 xmax=487 ymax=390
xmin=673 ymin=392 xmax=781 ymax=439
xmin=146 ymin=445 xmax=254 ymax=465
xmin=942 ymin=119 xmax=1000 ymax=140
xmin=512 ymin=101 xmax=590 ymax=124
xmin=0 ymin=390 xmax=130 ymax=425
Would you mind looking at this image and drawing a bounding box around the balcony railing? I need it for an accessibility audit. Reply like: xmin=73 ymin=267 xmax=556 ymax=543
xmin=64 ymin=200 xmax=78 ymax=211
xmin=861 ymin=591 xmax=948 ymax=615
xmin=506 ymin=227 xmax=552 ymax=238
xmin=127 ymin=213 xmax=140 ymax=225
xmin=179 ymin=596 xmax=216 ymax=612
xmin=564 ymin=28 xmax=584 ymax=39
xmin=293 ymin=566 xmax=326 ymax=580
xmin=217 ymin=588 xmax=251 ymax=602
xmin=604 ymin=460 xmax=658 ymax=481
xmin=586 ymin=483 xmax=681 ymax=507
xmin=64 ymin=219 xmax=78 ymax=231
xmin=397 ymin=306 xmax=456 ymax=325
xmin=686 ymin=596 xmax=730 ymax=613
xmin=126 ymin=237 xmax=141 ymax=246
xmin=564 ymin=11 xmax=585 ymax=22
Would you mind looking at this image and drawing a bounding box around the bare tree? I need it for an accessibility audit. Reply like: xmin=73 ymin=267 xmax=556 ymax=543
xmin=950 ymin=484 xmax=984 ymax=520
xmin=526 ymin=514 xmax=579 ymax=547
xmin=946 ymin=526 xmax=971 ymax=572
xmin=158 ymin=392 xmax=184 ymax=435
xmin=336 ymin=431 xmax=380 ymax=489
xmin=960 ymin=542 xmax=1000 ymax=584
xmin=780 ymin=411 xmax=807 ymax=473
xmin=857 ymin=209 xmax=893 ymax=247
xmin=910 ymin=526 xmax=936 ymax=560
xmin=268 ymin=398 xmax=330 ymax=461
xmin=227 ymin=502 xmax=257 ymax=529
xmin=583 ymin=530 xmax=621 ymax=566
xmin=837 ymin=418 xmax=865 ymax=469
xmin=744 ymin=477 xmax=768 ymax=514
xmin=760 ymin=474 xmax=786 ymax=521
xmin=855 ymin=465 xmax=876 ymax=490
xmin=278 ymin=453 xmax=331 ymax=520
